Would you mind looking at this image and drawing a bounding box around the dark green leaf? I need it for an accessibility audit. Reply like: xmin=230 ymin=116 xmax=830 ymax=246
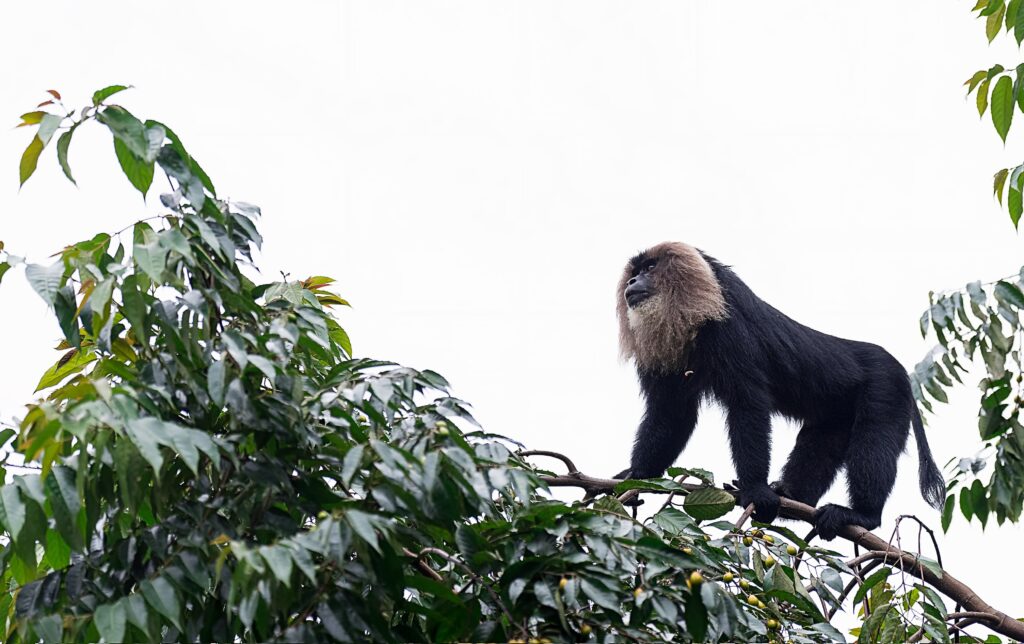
xmin=941 ymin=494 xmax=954 ymax=532
xmin=113 ymin=137 xmax=154 ymax=198
xmin=683 ymin=487 xmax=736 ymax=520
xmin=852 ymin=566 xmax=891 ymax=605
xmin=94 ymin=600 xmax=128 ymax=643
xmin=141 ymin=577 xmax=181 ymax=630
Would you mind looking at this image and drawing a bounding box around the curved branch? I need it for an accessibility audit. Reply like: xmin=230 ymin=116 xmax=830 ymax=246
xmin=518 ymin=450 xmax=579 ymax=475
xmin=538 ymin=469 xmax=1024 ymax=641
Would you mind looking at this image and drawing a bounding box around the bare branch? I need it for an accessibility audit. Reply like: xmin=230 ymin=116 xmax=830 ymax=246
xmin=519 ymin=450 xmax=579 ymax=475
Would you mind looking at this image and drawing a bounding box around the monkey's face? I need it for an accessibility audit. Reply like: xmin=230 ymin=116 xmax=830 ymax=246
xmin=624 ymin=257 xmax=658 ymax=309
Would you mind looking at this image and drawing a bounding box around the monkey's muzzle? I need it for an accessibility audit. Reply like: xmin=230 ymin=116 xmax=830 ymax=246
xmin=624 ymin=280 xmax=651 ymax=308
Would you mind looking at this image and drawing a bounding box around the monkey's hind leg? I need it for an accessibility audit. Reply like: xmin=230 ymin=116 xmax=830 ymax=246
xmin=812 ymin=414 xmax=908 ymax=540
xmin=774 ymin=421 xmax=848 ymax=508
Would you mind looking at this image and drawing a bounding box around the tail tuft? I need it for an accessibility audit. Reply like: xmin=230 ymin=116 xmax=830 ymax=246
xmin=912 ymin=405 xmax=946 ymax=510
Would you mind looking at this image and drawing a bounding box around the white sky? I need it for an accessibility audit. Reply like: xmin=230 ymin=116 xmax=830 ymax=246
xmin=2 ymin=1 xmax=1023 ymax=634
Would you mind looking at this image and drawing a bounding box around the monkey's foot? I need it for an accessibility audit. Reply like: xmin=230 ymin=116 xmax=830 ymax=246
xmin=738 ymin=485 xmax=780 ymax=524
xmin=812 ymin=504 xmax=881 ymax=540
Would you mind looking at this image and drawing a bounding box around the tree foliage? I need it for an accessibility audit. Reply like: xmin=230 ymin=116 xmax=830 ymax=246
xmin=906 ymin=1 xmax=1024 ymax=535
xmin=0 ymin=88 xmax=1013 ymax=642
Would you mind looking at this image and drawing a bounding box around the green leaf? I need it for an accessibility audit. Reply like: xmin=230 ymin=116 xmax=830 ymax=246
xmin=35 ymin=348 xmax=95 ymax=392
xmin=852 ymin=566 xmax=891 ymax=605
xmin=1006 ymin=0 xmax=1021 ymax=30
xmin=261 ymin=546 xmax=294 ymax=587
xmin=995 ymin=281 xmax=1024 ymax=308
xmin=124 ymin=418 xmax=166 ymax=474
xmin=345 ymin=510 xmax=381 ymax=552
xmin=19 ymin=135 xmax=44 ymax=187
xmin=941 ymin=494 xmax=954 ymax=532
xmin=25 ymin=261 xmax=64 ymax=306
xmin=683 ymin=487 xmax=736 ymax=520
xmin=54 ymin=285 xmax=81 ymax=348
xmin=971 ymin=479 xmax=989 ymax=527
xmin=1010 ymin=186 xmax=1023 ymax=227
xmin=141 ymin=577 xmax=181 ymax=630
xmin=113 ymin=137 xmax=154 ymax=198
xmin=988 ymin=3 xmax=1007 ymax=41
xmin=978 ymin=78 xmax=991 ymax=117
xmin=94 ymin=600 xmax=127 ymax=643
xmin=56 ymin=126 xmax=77 ymax=185
xmin=965 ymin=70 xmax=988 ymax=93
xmin=45 ymin=465 xmax=83 ymax=551
xmin=1015 ymin=1 xmax=1024 ymax=43
xmin=580 ymin=579 xmax=620 ymax=610
xmin=133 ymin=238 xmax=167 ymax=281
xmin=98 ymin=106 xmax=148 ymax=159
xmin=991 ymin=76 xmax=1014 ymax=142
xmin=821 ymin=568 xmax=844 ymax=593
xmin=0 ymin=485 xmax=26 ymax=541
xmin=959 ymin=486 xmax=973 ymax=521
xmin=93 ymin=84 xmax=131 ymax=105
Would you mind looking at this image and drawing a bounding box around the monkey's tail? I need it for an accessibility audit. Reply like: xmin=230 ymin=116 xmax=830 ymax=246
xmin=911 ymin=404 xmax=946 ymax=510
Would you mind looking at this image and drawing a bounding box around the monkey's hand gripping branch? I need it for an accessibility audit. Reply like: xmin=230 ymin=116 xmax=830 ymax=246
xmin=522 ymin=451 xmax=1024 ymax=643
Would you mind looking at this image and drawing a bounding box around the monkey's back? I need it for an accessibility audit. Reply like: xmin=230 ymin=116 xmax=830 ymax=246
xmin=693 ymin=256 xmax=908 ymax=426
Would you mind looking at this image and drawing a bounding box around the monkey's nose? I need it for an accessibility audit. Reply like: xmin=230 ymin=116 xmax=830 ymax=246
xmin=627 ymin=277 xmax=637 ymax=286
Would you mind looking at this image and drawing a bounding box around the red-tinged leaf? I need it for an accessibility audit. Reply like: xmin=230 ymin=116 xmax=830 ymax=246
xmin=19 ymin=136 xmax=44 ymax=187
xmin=46 ymin=89 xmax=61 ymax=100
xmin=37 ymin=100 xmax=53 ymax=108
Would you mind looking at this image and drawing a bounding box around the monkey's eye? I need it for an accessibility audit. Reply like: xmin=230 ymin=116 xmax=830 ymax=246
xmin=643 ymin=261 xmax=656 ymax=273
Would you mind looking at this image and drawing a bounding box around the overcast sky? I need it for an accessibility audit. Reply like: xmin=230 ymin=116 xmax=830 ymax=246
xmin=2 ymin=1 xmax=1023 ymax=633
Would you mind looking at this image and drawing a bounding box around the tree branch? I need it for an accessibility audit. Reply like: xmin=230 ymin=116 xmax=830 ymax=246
xmin=528 ymin=452 xmax=1024 ymax=642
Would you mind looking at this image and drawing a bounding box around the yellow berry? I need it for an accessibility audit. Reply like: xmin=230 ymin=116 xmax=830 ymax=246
xmin=767 ymin=619 xmax=779 ymax=630
xmin=762 ymin=535 xmax=774 ymax=544
xmin=580 ymin=624 xmax=592 ymax=635
xmin=752 ymin=530 xmax=764 ymax=538
xmin=559 ymin=577 xmax=568 ymax=590
xmin=747 ymin=594 xmax=759 ymax=605
xmin=722 ymin=572 xmax=734 ymax=583
xmin=316 ymin=510 xmax=328 ymax=519
xmin=786 ymin=545 xmax=798 ymax=556
xmin=634 ymin=587 xmax=643 ymax=598
xmin=743 ymin=536 xmax=754 ymax=546
xmin=689 ymin=571 xmax=703 ymax=586
xmin=682 ymin=546 xmax=693 ymax=555
xmin=740 ymin=579 xmax=750 ymax=590
xmin=764 ymin=555 xmax=776 ymax=568
xmin=758 ymin=600 xmax=766 ymax=609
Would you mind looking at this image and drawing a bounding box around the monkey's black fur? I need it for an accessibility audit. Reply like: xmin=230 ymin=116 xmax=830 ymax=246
xmin=621 ymin=250 xmax=945 ymax=540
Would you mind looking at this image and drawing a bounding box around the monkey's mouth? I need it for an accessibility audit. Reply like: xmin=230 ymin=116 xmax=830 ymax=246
xmin=625 ymin=288 xmax=651 ymax=308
